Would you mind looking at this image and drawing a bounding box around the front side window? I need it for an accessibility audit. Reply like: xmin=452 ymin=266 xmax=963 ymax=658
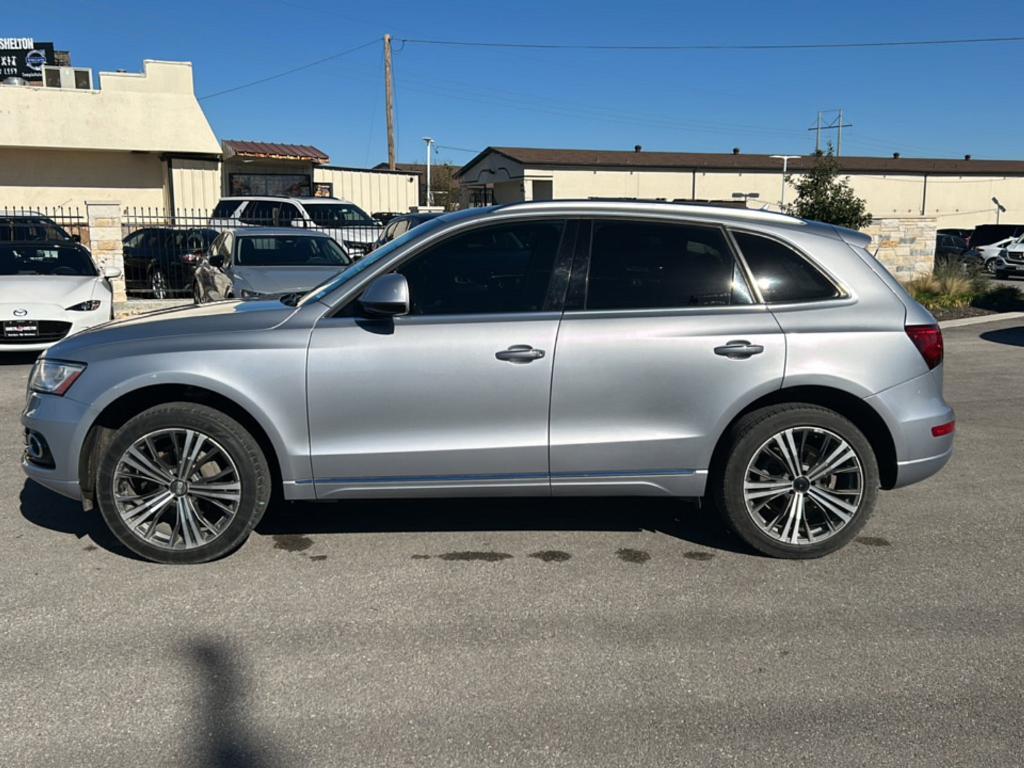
xmin=586 ymin=220 xmax=752 ymax=310
xmin=397 ymin=220 xmax=565 ymax=316
xmin=239 ymin=201 xmax=277 ymax=226
xmin=732 ymin=231 xmax=839 ymax=304
xmin=234 ymin=236 xmax=351 ymax=267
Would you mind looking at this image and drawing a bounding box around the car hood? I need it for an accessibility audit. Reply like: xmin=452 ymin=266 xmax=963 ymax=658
xmin=0 ymin=275 xmax=99 ymax=307
xmin=228 ymin=265 xmax=347 ymax=296
xmin=44 ymin=299 xmax=296 ymax=359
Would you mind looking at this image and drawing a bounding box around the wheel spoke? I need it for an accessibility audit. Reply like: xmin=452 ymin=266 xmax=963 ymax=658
xmin=743 ymin=479 xmax=793 ymax=500
xmin=177 ymin=430 xmax=208 ymax=481
xmin=778 ymin=492 xmax=803 ymax=543
xmin=772 ymin=432 xmax=802 ymax=478
xmin=176 ymin=497 xmax=203 ymax=548
xmin=188 ymin=481 xmax=241 ymax=503
xmin=807 ymin=485 xmax=858 ymax=523
xmin=124 ymin=490 xmax=175 ymax=530
xmin=123 ymin=446 xmax=173 ymax=486
xmin=807 ymin=443 xmax=856 ymax=482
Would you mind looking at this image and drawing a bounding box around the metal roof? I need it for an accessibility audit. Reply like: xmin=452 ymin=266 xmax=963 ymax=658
xmin=223 ymin=140 xmax=329 ymax=163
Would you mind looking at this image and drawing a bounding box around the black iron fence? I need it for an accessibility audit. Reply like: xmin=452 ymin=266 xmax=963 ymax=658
xmin=0 ymin=205 xmax=89 ymax=247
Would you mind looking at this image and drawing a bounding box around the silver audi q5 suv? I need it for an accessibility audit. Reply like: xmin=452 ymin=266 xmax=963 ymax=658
xmin=22 ymin=202 xmax=954 ymax=564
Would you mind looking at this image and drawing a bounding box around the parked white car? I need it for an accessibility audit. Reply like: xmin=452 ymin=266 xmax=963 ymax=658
xmin=974 ymin=236 xmax=1019 ymax=273
xmin=209 ymin=196 xmax=383 ymax=258
xmin=0 ymin=242 xmax=119 ymax=352
xmin=993 ymin=237 xmax=1024 ymax=279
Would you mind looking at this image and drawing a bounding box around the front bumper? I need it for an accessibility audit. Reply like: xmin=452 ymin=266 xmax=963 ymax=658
xmin=21 ymin=391 xmax=92 ymax=501
xmin=995 ymin=257 xmax=1024 ymax=274
xmin=0 ymin=303 xmax=109 ymax=353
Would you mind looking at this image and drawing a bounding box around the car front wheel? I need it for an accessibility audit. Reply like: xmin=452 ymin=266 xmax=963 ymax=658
xmin=713 ymin=404 xmax=879 ymax=559
xmin=95 ymin=403 xmax=272 ymax=564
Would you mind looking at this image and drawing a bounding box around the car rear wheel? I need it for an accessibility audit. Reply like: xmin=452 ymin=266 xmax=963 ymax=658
xmin=713 ymin=404 xmax=879 ymax=559
xmin=95 ymin=403 xmax=272 ymax=564
xmin=985 ymin=258 xmax=997 ymax=274
xmin=150 ymin=269 xmax=168 ymax=299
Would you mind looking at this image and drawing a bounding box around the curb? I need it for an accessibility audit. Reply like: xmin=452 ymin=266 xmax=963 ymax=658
xmin=939 ymin=311 xmax=1024 ymax=329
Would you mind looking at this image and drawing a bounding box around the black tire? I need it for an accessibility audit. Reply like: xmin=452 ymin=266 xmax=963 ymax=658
xmin=712 ymin=404 xmax=879 ymax=559
xmin=96 ymin=402 xmax=272 ymax=564
xmin=985 ymin=258 xmax=997 ymax=274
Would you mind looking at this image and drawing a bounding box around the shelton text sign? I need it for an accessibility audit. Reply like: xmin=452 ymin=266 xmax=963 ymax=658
xmin=0 ymin=38 xmax=56 ymax=82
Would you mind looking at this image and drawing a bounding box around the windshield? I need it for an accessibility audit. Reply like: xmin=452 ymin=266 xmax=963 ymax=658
xmin=303 ymin=203 xmax=375 ymax=227
xmin=0 ymin=244 xmax=97 ymax=276
xmin=300 ymin=216 xmax=452 ymax=305
xmin=234 ymin=236 xmax=350 ymax=268
xmin=235 ymin=235 xmax=352 ymax=267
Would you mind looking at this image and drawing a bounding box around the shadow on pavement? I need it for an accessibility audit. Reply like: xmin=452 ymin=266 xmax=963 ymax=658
xmin=256 ymin=495 xmax=753 ymax=555
xmin=184 ymin=638 xmax=292 ymax=768
xmin=0 ymin=351 xmax=40 ymax=367
xmin=20 ymin=478 xmax=754 ymax=558
xmin=980 ymin=325 xmax=1024 ymax=348
xmin=18 ymin=479 xmax=140 ymax=559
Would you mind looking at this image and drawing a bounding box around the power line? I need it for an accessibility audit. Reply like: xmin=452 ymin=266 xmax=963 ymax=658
xmin=436 ymin=144 xmax=481 ymax=154
xmin=400 ymin=35 xmax=1024 ymax=52
xmin=199 ymin=38 xmax=379 ymax=100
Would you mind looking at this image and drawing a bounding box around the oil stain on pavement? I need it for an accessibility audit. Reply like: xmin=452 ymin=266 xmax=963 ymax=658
xmin=616 ymin=548 xmax=651 ymax=564
xmin=528 ymin=550 xmax=572 ymax=562
xmin=272 ymin=534 xmax=314 ymax=553
xmin=683 ymin=551 xmax=715 ymax=561
xmin=438 ymin=551 xmax=513 ymax=562
xmin=856 ymin=536 xmax=891 ymax=547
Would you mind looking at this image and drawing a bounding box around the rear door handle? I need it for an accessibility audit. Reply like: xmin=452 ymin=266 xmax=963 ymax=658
xmin=495 ymin=344 xmax=545 ymax=363
xmin=714 ymin=340 xmax=765 ymax=359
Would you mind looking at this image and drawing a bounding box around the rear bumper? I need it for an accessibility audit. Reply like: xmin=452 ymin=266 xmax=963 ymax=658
xmin=865 ymin=367 xmax=955 ymax=489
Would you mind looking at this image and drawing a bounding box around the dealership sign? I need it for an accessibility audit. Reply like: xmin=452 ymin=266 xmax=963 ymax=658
xmin=0 ymin=37 xmax=56 ymax=82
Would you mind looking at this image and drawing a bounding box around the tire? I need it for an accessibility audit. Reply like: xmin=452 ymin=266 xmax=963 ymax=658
xmin=985 ymin=258 xmax=997 ymax=274
xmin=712 ymin=404 xmax=879 ymax=559
xmin=150 ymin=269 xmax=168 ymax=299
xmin=96 ymin=402 xmax=272 ymax=564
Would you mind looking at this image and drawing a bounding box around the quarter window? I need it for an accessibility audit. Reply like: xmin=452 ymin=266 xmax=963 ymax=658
xmin=397 ymin=221 xmax=565 ymax=315
xmin=733 ymin=232 xmax=839 ymax=303
xmin=586 ymin=220 xmax=752 ymax=310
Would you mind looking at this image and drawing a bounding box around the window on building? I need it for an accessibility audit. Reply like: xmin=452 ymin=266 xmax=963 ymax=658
xmin=229 ymin=174 xmax=311 ymax=197
xmin=732 ymin=231 xmax=840 ymax=303
xmin=586 ymin=220 xmax=752 ymax=310
xmin=397 ymin=221 xmax=565 ymax=316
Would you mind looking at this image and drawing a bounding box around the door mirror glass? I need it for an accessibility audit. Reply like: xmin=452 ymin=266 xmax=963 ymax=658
xmin=359 ymin=273 xmax=410 ymax=317
xmin=208 ymin=253 xmax=224 ymax=268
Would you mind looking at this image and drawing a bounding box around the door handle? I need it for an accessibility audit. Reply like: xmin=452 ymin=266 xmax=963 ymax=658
xmin=495 ymin=344 xmax=545 ymax=363
xmin=714 ymin=340 xmax=765 ymax=359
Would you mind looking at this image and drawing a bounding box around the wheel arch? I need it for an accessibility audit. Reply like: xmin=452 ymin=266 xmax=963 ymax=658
xmin=708 ymin=385 xmax=899 ymax=491
xmin=78 ymin=383 xmax=284 ymax=503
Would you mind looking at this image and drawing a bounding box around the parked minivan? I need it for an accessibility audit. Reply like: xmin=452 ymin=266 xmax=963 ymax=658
xmin=210 ymin=196 xmax=382 ymax=258
xmin=22 ymin=201 xmax=954 ymax=564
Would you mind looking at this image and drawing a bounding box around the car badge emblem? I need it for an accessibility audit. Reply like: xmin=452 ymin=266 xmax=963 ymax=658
xmin=13 ymin=309 xmax=28 ymax=317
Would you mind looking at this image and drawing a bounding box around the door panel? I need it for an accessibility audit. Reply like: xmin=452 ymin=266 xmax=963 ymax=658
xmin=307 ymin=315 xmax=560 ymax=497
xmin=549 ymin=309 xmax=784 ymax=495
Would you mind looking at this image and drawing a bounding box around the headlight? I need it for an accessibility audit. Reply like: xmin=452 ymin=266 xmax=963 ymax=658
xmin=29 ymin=359 xmax=86 ymax=396
xmin=66 ymin=300 xmax=102 ymax=312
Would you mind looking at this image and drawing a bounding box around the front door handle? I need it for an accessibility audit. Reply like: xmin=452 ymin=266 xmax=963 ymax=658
xmin=495 ymin=344 xmax=545 ymax=363
xmin=714 ymin=340 xmax=765 ymax=359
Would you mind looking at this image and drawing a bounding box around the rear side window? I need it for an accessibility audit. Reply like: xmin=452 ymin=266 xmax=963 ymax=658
xmin=733 ymin=232 xmax=839 ymax=303
xmin=212 ymin=201 xmax=240 ymax=218
xmin=586 ymin=220 xmax=752 ymax=310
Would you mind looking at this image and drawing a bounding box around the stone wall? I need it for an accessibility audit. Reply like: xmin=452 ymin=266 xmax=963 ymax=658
xmin=85 ymin=201 xmax=127 ymax=307
xmin=859 ymin=217 xmax=937 ymax=278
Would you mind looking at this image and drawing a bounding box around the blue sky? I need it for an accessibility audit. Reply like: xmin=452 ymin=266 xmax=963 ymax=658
xmin=10 ymin=0 xmax=1024 ymax=168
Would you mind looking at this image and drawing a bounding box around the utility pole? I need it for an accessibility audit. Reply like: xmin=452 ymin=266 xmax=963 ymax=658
xmin=808 ymin=109 xmax=853 ymax=155
xmin=384 ymin=34 xmax=396 ymax=170
xmin=422 ymin=137 xmax=435 ymax=206
xmin=770 ymin=155 xmax=799 ymax=208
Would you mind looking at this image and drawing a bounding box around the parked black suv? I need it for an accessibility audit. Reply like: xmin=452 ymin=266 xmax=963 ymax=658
xmin=123 ymin=227 xmax=219 ymax=298
xmin=0 ymin=214 xmax=76 ymax=243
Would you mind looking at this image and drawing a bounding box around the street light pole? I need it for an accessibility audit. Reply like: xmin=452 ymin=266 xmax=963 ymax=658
xmin=422 ymin=137 xmax=435 ymax=207
xmin=770 ymin=155 xmax=799 ymax=209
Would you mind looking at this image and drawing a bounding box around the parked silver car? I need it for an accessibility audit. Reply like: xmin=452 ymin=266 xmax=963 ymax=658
xmin=22 ymin=202 xmax=955 ymax=564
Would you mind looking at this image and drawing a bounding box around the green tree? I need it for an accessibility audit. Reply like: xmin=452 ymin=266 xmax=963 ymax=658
xmin=787 ymin=147 xmax=872 ymax=229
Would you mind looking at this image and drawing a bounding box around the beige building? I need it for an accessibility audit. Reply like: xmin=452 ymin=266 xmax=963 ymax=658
xmin=0 ymin=60 xmax=221 ymax=211
xmin=456 ymin=146 xmax=1024 ymax=229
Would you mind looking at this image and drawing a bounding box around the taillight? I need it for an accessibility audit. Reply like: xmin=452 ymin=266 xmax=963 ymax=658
xmin=931 ymin=421 xmax=956 ymax=437
xmin=906 ymin=324 xmax=944 ymax=369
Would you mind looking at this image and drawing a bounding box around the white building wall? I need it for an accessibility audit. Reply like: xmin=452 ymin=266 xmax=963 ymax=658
xmin=170 ymin=158 xmax=221 ymax=214
xmin=314 ymin=167 xmax=419 ymax=213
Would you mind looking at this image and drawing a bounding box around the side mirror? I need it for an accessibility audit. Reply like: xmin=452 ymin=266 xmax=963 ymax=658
xmin=359 ymin=273 xmax=409 ymax=317
xmin=102 ymin=266 xmax=122 ymax=279
xmin=209 ymin=254 xmax=224 ymax=268
xmin=72 ymin=234 xmax=81 ymax=243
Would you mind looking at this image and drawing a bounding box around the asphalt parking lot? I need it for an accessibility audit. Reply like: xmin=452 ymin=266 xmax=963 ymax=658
xmin=1 ymin=319 xmax=1022 ymax=768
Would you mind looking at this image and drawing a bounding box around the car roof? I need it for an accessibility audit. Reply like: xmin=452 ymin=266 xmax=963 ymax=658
xmin=226 ymin=227 xmax=336 ymax=238
xmin=218 ymin=196 xmax=357 ymax=205
xmin=432 ymin=200 xmax=846 ymax=240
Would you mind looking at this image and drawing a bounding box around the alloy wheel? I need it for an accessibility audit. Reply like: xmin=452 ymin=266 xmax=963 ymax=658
xmin=112 ymin=428 xmax=242 ymax=550
xmin=151 ymin=270 xmax=168 ymax=299
xmin=742 ymin=426 xmax=864 ymax=546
